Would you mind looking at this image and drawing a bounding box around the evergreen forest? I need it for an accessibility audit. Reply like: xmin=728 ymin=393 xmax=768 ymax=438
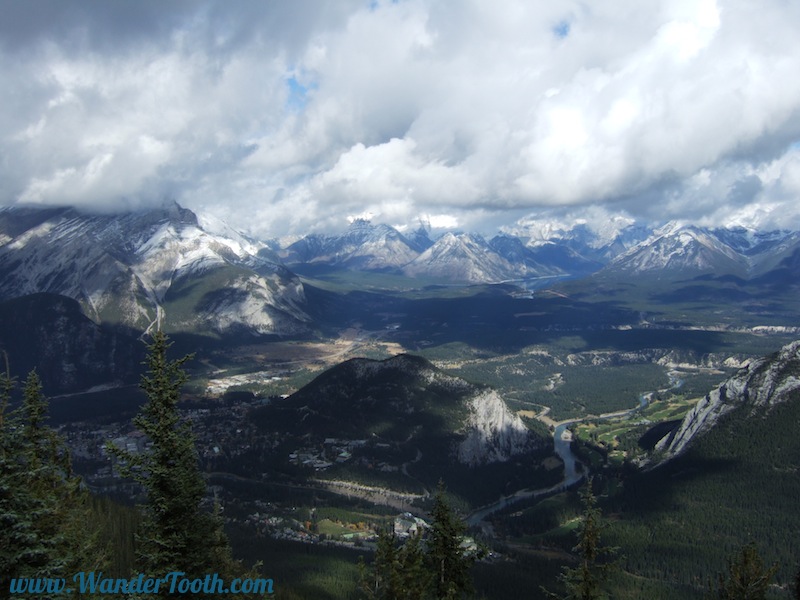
xmin=2 ymin=335 xmax=800 ymax=599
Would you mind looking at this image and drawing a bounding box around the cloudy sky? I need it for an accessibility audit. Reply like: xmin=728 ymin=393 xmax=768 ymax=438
xmin=2 ymin=0 xmax=800 ymax=238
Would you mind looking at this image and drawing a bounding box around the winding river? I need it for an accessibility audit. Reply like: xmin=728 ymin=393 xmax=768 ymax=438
xmin=466 ymin=390 xmax=657 ymax=528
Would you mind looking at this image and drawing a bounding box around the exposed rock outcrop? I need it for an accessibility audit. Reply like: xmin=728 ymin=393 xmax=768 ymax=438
xmin=257 ymin=353 xmax=542 ymax=470
xmin=657 ymin=340 xmax=800 ymax=458
xmin=457 ymin=389 xmax=534 ymax=466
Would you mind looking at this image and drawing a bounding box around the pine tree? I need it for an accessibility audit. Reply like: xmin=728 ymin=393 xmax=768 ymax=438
xmin=359 ymin=489 xmax=470 ymax=600
xmin=427 ymin=483 xmax=475 ymax=600
xmin=544 ymin=479 xmax=616 ymax=600
xmin=359 ymin=528 xmax=403 ymax=599
xmin=397 ymin=530 xmax=429 ymax=600
xmin=0 ymin=367 xmax=48 ymax=584
xmin=710 ymin=543 xmax=778 ymax=600
xmin=21 ymin=370 xmax=47 ymax=449
xmin=0 ymin=368 xmax=104 ymax=590
xmin=108 ymin=331 xmax=248 ymax=593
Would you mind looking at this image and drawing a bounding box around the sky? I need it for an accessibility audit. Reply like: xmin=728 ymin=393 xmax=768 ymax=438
xmin=2 ymin=0 xmax=800 ymax=239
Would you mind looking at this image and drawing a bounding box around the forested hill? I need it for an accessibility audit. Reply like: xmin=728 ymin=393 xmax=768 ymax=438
xmin=659 ymin=339 xmax=800 ymax=458
xmin=255 ymin=353 xmax=542 ymax=459
xmin=249 ymin=354 xmax=555 ymax=505
xmin=604 ymin=340 xmax=800 ymax=597
xmin=0 ymin=293 xmax=141 ymax=392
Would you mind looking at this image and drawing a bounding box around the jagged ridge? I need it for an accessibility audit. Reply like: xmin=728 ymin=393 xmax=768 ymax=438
xmin=658 ymin=340 xmax=800 ymax=458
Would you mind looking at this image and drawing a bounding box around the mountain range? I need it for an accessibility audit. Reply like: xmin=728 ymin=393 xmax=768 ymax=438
xmin=0 ymin=203 xmax=311 ymax=338
xmin=278 ymin=214 xmax=800 ymax=285
xmin=2 ymin=202 xmax=800 ymax=388
xmin=3 ymin=201 xmax=800 ymax=595
xmin=3 ymin=203 xmax=800 ymax=306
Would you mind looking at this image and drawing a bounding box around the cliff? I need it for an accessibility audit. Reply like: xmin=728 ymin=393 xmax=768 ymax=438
xmin=657 ymin=340 xmax=800 ymax=458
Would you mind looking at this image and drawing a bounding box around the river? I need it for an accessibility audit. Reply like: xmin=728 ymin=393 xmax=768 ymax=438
xmin=466 ymin=390 xmax=656 ymax=528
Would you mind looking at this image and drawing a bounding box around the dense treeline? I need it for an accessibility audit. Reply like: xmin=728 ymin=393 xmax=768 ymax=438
xmin=4 ymin=335 xmax=800 ymax=599
xmin=358 ymin=484 xmax=480 ymax=600
xmin=1 ymin=335 xmax=258 ymax=599
xmin=441 ymin=358 xmax=670 ymax=421
xmin=1 ymin=367 xmax=110 ymax=593
xmin=602 ymin=395 xmax=800 ymax=595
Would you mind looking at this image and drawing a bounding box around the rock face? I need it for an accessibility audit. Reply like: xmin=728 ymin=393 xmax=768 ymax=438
xmin=457 ymin=389 xmax=532 ymax=466
xmin=0 ymin=203 xmax=311 ymax=337
xmin=258 ymin=353 xmax=541 ymax=466
xmin=659 ymin=340 xmax=800 ymax=457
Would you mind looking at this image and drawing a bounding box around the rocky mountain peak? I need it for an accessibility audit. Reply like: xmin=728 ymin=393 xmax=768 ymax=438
xmin=608 ymin=222 xmax=748 ymax=275
xmin=0 ymin=204 xmax=309 ymax=336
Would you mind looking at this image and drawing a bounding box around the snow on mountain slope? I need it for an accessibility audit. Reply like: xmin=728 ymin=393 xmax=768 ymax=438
xmin=280 ymin=219 xmax=420 ymax=270
xmin=709 ymin=226 xmax=792 ymax=259
xmin=402 ymin=232 xmax=520 ymax=282
xmin=275 ymin=216 xmax=800 ymax=284
xmin=606 ymin=223 xmax=748 ymax=276
xmin=0 ymin=203 xmax=310 ymax=336
xmin=501 ymin=212 xmax=650 ymax=262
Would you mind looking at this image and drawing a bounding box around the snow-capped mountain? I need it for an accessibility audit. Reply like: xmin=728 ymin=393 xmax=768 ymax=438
xmin=279 ymin=219 xmax=422 ymax=270
xmin=605 ymin=223 xmax=749 ymax=276
xmin=0 ymin=203 xmax=310 ymax=336
xmin=402 ymin=232 xmax=520 ymax=283
xmin=277 ymin=216 xmax=638 ymax=282
xmin=275 ymin=216 xmax=800 ymax=285
xmin=4 ymin=203 xmax=799 ymax=318
xmin=501 ymin=213 xmax=651 ymax=263
xmin=405 ymin=222 xmax=435 ymax=253
xmin=709 ymin=226 xmax=793 ymax=259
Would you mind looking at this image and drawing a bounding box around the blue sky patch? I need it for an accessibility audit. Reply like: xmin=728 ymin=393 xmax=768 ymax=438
xmin=553 ymin=20 xmax=570 ymax=39
xmin=285 ymin=76 xmax=315 ymax=112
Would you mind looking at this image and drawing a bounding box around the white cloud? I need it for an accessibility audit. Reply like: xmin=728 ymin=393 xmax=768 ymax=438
xmin=1 ymin=0 xmax=800 ymax=236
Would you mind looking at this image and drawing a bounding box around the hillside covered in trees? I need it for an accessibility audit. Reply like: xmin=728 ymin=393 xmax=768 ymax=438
xmin=4 ymin=337 xmax=800 ymax=599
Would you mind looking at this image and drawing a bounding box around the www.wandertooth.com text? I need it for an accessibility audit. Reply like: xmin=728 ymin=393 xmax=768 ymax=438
xmin=9 ymin=571 xmax=274 ymax=596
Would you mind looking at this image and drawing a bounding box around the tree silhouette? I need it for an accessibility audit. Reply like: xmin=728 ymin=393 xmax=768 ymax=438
xmin=1 ymin=369 xmax=103 ymax=589
xmin=710 ymin=542 xmax=778 ymax=600
xmin=108 ymin=331 xmax=247 ymax=593
xmin=544 ymin=479 xmax=617 ymax=600
xmin=359 ymin=483 xmax=477 ymax=599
